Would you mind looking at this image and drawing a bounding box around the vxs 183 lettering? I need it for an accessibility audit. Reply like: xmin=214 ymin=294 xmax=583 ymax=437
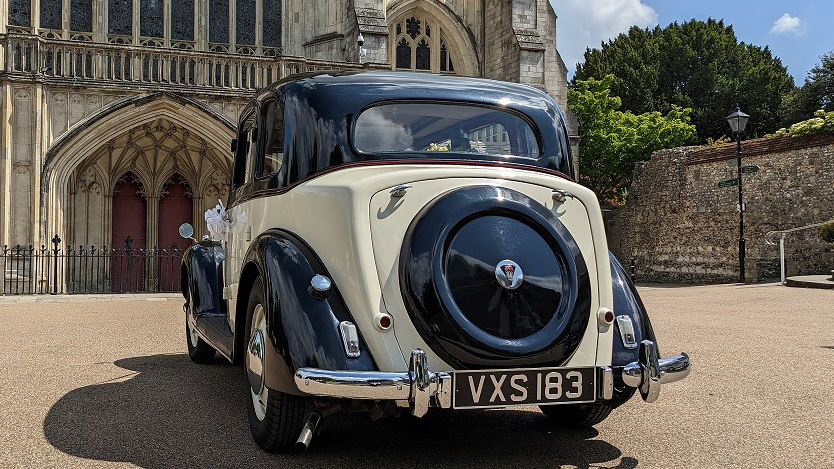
xmin=453 ymin=367 xmax=596 ymax=408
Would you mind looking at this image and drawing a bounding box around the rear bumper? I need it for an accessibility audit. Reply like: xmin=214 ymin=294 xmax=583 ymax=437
xmin=621 ymin=340 xmax=691 ymax=403
xmin=294 ymin=342 xmax=691 ymax=416
xmin=295 ymin=349 xmax=451 ymax=417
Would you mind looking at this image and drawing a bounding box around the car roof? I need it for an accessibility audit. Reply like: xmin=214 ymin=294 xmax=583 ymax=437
xmin=252 ymin=70 xmax=556 ymax=111
xmin=270 ymin=70 xmax=548 ymax=94
xmin=238 ymin=70 xmax=575 ymax=184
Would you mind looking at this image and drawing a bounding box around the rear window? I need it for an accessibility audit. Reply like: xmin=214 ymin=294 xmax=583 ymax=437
xmin=353 ymin=102 xmax=540 ymax=159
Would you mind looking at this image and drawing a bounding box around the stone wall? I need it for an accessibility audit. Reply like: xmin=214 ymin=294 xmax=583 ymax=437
xmin=612 ymin=135 xmax=834 ymax=283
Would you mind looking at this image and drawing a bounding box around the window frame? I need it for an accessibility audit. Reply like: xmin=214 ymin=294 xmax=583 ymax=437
xmin=253 ymin=96 xmax=286 ymax=187
xmin=350 ymin=100 xmax=543 ymax=161
xmin=232 ymin=108 xmax=257 ymax=193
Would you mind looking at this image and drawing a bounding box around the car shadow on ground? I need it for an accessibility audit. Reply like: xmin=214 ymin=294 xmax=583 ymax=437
xmin=43 ymin=354 xmax=636 ymax=468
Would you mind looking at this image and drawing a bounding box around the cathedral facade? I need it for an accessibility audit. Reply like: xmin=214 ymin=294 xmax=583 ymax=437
xmin=0 ymin=0 xmax=575 ymax=258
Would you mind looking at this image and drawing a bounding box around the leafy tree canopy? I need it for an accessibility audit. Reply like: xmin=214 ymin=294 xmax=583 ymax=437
xmin=780 ymin=51 xmax=834 ymax=125
xmin=568 ymin=75 xmax=696 ymax=205
xmin=573 ymin=19 xmax=795 ymax=142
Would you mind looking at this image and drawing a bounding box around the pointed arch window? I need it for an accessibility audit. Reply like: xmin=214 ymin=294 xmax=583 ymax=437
xmin=391 ymin=14 xmax=456 ymax=74
xmin=415 ymin=40 xmax=430 ymax=70
xmin=396 ymin=38 xmax=411 ymax=69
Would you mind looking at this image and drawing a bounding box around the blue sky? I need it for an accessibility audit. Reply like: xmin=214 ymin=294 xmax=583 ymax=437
xmin=552 ymin=0 xmax=834 ymax=85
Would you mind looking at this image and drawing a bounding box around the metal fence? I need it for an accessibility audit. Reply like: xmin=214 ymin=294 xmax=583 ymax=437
xmin=1 ymin=235 xmax=184 ymax=295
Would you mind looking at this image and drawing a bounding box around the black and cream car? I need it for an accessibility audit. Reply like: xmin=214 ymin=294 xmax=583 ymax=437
xmin=179 ymin=71 xmax=690 ymax=453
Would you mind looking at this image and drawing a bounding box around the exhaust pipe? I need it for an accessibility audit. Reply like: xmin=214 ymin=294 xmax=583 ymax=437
xmin=295 ymin=412 xmax=321 ymax=452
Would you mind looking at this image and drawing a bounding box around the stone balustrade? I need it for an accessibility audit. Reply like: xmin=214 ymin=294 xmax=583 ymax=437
xmin=2 ymin=33 xmax=386 ymax=94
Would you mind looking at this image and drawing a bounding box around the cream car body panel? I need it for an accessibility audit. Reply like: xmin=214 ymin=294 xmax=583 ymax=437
xmin=225 ymin=164 xmax=614 ymax=373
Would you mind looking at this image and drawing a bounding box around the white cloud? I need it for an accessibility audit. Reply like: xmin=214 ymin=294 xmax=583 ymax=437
xmin=770 ymin=13 xmax=801 ymax=35
xmin=552 ymin=0 xmax=659 ymax=77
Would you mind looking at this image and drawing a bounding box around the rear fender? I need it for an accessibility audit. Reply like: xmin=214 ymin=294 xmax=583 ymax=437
xmin=181 ymin=242 xmax=226 ymax=318
xmin=243 ymin=230 xmax=377 ymax=395
xmin=609 ymin=252 xmax=657 ymax=367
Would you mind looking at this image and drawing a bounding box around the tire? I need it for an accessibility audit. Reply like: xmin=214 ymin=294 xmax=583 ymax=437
xmin=244 ymin=277 xmax=313 ymax=453
xmin=539 ymin=402 xmax=614 ymax=428
xmin=185 ymin=289 xmax=216 ymax=364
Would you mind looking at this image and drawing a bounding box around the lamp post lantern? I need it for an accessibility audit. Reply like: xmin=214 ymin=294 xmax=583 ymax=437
xmin=727 ymin=105 xmax=749 ymax=283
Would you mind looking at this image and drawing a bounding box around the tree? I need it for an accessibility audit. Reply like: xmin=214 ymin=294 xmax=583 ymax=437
xmin=780 ymin=51 xmax=834 ymax=125
xmin=574 ymin=19 xmax=795 ymax=142
xmin=569 ymin=75 xmax=696 ymax=205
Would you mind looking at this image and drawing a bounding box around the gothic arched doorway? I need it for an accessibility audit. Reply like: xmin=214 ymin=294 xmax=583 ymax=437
xmin=111 ymin=173 xmax=147 ymax=292
xmin=158 ymin=174 xmax=194 ymax=291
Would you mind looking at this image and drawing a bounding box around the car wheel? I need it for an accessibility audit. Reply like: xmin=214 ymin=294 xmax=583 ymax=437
xmin=539 ymin=402 xmax=614 ymax=428
xmin=245 ymin=277 xmax=313 ymax=453
xmin=185 ymin=289 xmax=216 ymax=364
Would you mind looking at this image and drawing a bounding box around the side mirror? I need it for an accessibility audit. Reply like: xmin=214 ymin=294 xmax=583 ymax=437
xmin=230 ymin=138 xmax=237 ymax=153
xmin=179 ymin=223 xmax=195 ymax=240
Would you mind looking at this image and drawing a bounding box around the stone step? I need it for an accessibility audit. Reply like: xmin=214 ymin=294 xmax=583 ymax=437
xmin=785 ymin=275 xmax=834 ymax=290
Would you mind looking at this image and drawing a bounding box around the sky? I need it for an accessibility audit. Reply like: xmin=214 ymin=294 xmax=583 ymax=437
xmin=552 ymin=0 xmax=834 ymax=85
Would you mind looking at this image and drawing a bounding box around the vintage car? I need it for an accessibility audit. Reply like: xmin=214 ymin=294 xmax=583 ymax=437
xmin=179 ymin=71 xmax=690 ymax=453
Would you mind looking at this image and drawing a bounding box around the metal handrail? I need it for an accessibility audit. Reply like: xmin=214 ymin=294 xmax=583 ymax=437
xmin=765 ymin=219 xmax=834 ymax=284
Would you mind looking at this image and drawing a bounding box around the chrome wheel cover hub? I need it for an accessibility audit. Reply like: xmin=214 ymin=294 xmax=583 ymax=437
xmin=247 ymin=304 xmax=269 ymax=421
xmin=494 ymin=259 xmax=524 ymax=290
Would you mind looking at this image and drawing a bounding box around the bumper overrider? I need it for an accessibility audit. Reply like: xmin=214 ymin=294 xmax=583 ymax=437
xmin=294 ymin=341 xmax=690 ymax=416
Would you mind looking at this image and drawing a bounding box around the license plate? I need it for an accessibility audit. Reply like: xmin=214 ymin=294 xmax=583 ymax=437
xmin=452 ymin=367 xmax=596 ymax=409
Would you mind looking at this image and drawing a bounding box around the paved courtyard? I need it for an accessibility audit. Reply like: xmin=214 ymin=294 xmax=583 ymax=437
xmin=1 ymin=284 xmax=832 ymax=468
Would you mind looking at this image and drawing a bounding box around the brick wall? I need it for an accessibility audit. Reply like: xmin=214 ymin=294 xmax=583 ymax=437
xmin=611 ymin=135 xmax=834 ymax=283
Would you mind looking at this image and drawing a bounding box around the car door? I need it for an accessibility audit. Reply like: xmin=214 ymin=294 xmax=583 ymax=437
xmin=226 ymin=107 xmax=258 ymax=322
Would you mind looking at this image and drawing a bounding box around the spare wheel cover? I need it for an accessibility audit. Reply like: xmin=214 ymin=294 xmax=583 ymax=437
xmin=399 ymin=185 xmax=592 ymax=368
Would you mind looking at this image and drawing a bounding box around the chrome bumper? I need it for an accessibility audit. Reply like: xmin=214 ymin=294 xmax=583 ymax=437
xmin=621 ymin=340 xmax=690 ymax=403
xmin=294 ymin=349 xmax=451 ymax=417
xmin=294 ymin=342 xmax=691 ymax=416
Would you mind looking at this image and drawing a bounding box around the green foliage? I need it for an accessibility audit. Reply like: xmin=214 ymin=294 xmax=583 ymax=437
xmin=780 ymin=51 xmax=834 ymax=125
xmin=818 ymin=221 xmax=834 ymax=244
xmin=766 ymin=110 xmax=834 ymax=138
xmin=573 ymin=19 xmax=795 ymax=142
xmin=568 ymin=75 xmax=697 ymax=205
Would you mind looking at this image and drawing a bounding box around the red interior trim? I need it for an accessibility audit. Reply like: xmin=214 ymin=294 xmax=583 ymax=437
xmin=229 ymin=160 xmax=574 ymax=208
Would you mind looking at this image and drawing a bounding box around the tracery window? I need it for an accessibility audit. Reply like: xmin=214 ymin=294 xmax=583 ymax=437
xmin=236 ymin=0 xmax=256 ymax=46
xmin=391 ymin=15 xmax=456 ymax=74
xmin=70 ymin=0 xmax=93 ymax=32
xmin=262 ymin=0 xmax=282 ymax=48
xmin=140 ymin=0 xmax=164 ymax=38
xmin=171 ymin=0 xmax=195 ymax=41
xmin=208 ymin=0 xmax=229 ymax=44
xmin=108 ymin=0 xmax=133 ymax=35
xmin=396 ymin=39 xmax=410 ymax=69
xmin=8 ymin=0 xmax=31 ymax=27
xmin=40 ymin=0 xmax=62 ymax=30
xmin=415 ymin=39 xmax=430 ymax=70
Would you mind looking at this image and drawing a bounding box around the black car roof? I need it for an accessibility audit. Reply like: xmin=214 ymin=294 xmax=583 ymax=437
xmin=237 ymin=71 xmax=575 ymax=188
xmin=260 ymin=70 xmax=553 ymax=101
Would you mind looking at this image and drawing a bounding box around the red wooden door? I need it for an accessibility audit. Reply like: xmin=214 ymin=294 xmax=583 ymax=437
xmin=111 ymin=175 xmax=147 ymax=292
xmin=158 ymin=176 xmax=193 ymax=291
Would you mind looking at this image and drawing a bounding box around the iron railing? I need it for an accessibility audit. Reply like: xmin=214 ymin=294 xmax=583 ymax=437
xmin=1 ymin=235 xmax=184 ymax=295
xmin=765 ymin=219 xmax=834 ymax=284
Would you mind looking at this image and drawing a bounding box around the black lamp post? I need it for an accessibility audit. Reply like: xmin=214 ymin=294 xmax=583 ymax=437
xmin=727 ymin=105 xmax=750 ymax=283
